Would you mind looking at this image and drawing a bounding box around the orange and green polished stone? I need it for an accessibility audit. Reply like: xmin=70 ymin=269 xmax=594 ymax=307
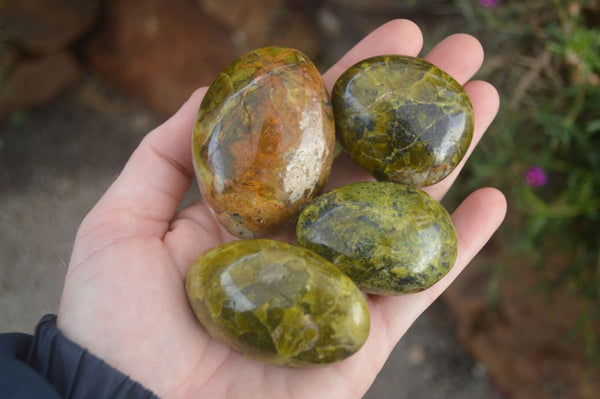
xmin=185 ymin=239 xmax=370 ymax=366
xmin=332 ymin=55 xmax=474 ymax=187
xmin=193 ymin=47 xmax=335 ymax=238
xmin=296 ymin=182 xmax=457 ymax=295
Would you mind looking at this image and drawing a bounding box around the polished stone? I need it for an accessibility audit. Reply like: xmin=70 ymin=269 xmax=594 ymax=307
xmin=185 ymin=239 xmax=370 ymax=366
xmin=332 ymin=55 xmax=473 ymax=187
xmin=192 ymin=47 xmax=335 ymax=238
xmin=296 ymin=181 xmax=457 ymax=295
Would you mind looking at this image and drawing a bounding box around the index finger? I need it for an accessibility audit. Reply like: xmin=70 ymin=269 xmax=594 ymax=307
xmin=322 ymin=19 xmax=423 ymax=91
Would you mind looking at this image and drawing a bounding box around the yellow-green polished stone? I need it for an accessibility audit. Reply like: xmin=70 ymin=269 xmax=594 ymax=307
xmin=192 ymin=47 xmax=335 ymax=238
xmin=185 ymin=239 xmax=370 ymax=366
xmin=332 ymin=55 xmax=474 ymax=187
xmin=296 ymin=182 xmax=457 ymax=295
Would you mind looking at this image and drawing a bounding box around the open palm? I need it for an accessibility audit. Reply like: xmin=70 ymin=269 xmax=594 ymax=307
xmin=57 ymin=20 xmax=506 ymax=399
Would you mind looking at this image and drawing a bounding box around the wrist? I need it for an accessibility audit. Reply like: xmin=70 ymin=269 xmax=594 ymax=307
xmin=25 ymin=314 xmax=158 ymax=399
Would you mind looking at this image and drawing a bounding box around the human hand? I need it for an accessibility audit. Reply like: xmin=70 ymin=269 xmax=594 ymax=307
xmin=57 ymin=20 xmax=506 ymax=398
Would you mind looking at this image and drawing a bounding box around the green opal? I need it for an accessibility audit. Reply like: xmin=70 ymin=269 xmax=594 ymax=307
xmin=193 ymin=47 xmax=335 ymax=238
xmin=185 ymin=239 xmax=370 ymax=366
xmin=332 ymin=55 xmax=474 ymax=187
xmin=296 ymin=182 xmax=457 ymax=295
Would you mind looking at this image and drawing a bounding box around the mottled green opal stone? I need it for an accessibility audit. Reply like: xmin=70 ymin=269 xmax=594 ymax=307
xmin=193 ymin=47 xmax=335 ymax=238
xmin=185 ymin=239 xmax=370 ymax=366
xmin=332 ymin=55 xmax=474 ymax=187
xmin=296 ymin=181 xmax=457 ymax=295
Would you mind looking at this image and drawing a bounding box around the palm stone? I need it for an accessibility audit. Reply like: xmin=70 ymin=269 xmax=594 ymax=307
xmin=193 ymin=47 xmax=335 ymax=238
xmin=296 ymin=181 xmax=457 ymax=295
xmin=332 ymin=55 xmax=474 ymax=187
xmin=185 ymin=239 xmax=370 ymax=367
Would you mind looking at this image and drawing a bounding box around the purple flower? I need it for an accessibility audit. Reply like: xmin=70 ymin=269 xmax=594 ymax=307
xmin=478 ymin=0 xmax=498 ymax=8
xmin=525 ymin=166 xmax=548 ymax=187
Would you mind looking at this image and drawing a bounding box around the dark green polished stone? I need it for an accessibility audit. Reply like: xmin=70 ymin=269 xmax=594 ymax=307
xmin=332 ymin=55 xmax=474 ymax=187
xmin=185 ymin=239 xmax=370 ymax=366
xmin=296 ymin=181 xmax=457 ymax=295
xmin=193 ymin=47 xmax=335 ymax=238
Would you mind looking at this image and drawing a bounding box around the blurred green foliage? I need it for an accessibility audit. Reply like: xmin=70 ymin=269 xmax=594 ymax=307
xmin=453 ymin=0 xmax=600 ymax=359
xmin=450 ymin=0 xmax=600 ymax=360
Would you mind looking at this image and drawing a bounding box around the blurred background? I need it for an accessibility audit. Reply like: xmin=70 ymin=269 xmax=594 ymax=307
xmin=1 ymin=0 xmax=599 ymax=398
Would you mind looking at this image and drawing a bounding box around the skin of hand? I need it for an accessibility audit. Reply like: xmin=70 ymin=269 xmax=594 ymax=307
xmin=56 ymin=20 xmax=507 ymax=399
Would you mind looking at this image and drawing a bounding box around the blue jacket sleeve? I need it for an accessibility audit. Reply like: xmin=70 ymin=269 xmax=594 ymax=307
xmin=0 ymin=314 xmax=159 ymax=399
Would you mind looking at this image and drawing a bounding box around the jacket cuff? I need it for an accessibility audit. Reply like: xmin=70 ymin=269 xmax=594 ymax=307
xmin=14 ymin=314 xmax=159 ymax=399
